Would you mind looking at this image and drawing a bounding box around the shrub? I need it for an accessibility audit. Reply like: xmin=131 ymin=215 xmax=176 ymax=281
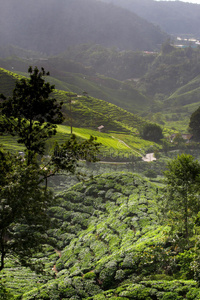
xmin=161 ymin=291 xmax=181 ymax=299
xmin=143 ymin=169 xmax=157 ymax=179
xmin=140 ymin=123 xmax=163 ymax=143
xmin=83 ymin=271 xmax=96 ymax=280
xmin=99 ymin=261 xmax=118 ymax=289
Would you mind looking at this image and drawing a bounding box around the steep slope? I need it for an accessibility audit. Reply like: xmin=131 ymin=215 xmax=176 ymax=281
xmin=16 ymin=172 xmax=200 ymax=299
xmin=47 ymin=72 xmax=149 ymax=114
xmin=165 ymin=75 xmax=200 ymax=107
xmin=58 ymin=44 xmax=158 ymax=81
xmin=137 ymin=46 xmax=200 ymax=97
xmin=0 ymin=67 xmax=148 ymax=132
xmin=21 ymin=172 xmax=162 ymax=298
xmin=0 ymin=55 xmax=150 ymax=114
xmin=0 ymin=0 xmax=167 ymax=54
xmin=0 ymin=68 xmax=21 ymax=96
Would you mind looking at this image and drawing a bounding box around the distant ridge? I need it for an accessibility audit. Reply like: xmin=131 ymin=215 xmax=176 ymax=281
xmin=0 ymin=0 xmax=167 ymax=54
xmin=101 ymin=0 xmax=200 ymax=37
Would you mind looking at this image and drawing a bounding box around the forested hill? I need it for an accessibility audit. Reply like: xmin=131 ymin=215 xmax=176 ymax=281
xmin=0 ymin=0 xmax=167 ymax=54
xmin=101 ymin=0 xmax=200 ymax=36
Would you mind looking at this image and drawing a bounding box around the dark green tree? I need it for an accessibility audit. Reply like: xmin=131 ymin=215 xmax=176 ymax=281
xmin=189 ymin=106 xmax=200 ymax=140
xmin=140 ymin=123 xmax=163 ymax=143
xmin=0 ymin=67 xmax=100 ymax=272
xmin=0 ymin=149 xmax=53 ymax=272
xmin=161 ymin=138 xmax=170 ymax=154
xmin=0 ymin=66 xmax=63 ymax=164
xmin=173 ymin=132 xmax=186 ymax=149
xmin=164 ymin=154 xmax=200 ymax=244
xmin=161 ymin=39 xmax=175 ymax=54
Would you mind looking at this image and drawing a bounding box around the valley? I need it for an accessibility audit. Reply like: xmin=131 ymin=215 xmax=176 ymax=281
xmin=1 ymin=0 xmax=200 ymax=298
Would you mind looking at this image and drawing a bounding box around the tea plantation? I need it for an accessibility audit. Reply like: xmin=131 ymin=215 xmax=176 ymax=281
xmin=2 ymin=172 xmax=200 ymax=299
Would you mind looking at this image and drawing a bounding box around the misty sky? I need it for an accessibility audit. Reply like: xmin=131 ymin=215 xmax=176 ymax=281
xmin=179 ymin=0 xmax=200 ymax=3
xmin=157 ymin=0 xmax=200 ymax=3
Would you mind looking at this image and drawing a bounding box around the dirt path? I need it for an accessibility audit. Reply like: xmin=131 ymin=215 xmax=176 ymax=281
xmin=111 ymin=136 xmax=156 ymax=162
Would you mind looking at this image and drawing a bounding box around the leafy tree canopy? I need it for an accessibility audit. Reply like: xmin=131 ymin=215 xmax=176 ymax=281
xmin=164 ymin=154 xmax=200 ymax=244
xmin=0 ymin=67 xmax=100 ymax=273
xmin=140 ymin=123 xmax=163 ymax=143
xmin=0 ymin=149 xmax=53 ymax=272
xmin=0 ymin=66 xmax=63 ymax=163
xmin=189 ymin=106 xmax=200 ymax=141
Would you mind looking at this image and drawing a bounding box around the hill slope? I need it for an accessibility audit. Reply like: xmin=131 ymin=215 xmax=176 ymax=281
xmin=0 ymin=67 xmax=160 ymax=158
xmin=3 ymin=172 xmax=197 ymax=299
xmin=0 ymin=0 xmax=167 ymax=54
xmin=0 ymin=60 xmax=150 ymax=114
xmin=101 ymin=0 xmax=200 ymax=37
xmin=0 ymin=67 xmax=148 ymax=132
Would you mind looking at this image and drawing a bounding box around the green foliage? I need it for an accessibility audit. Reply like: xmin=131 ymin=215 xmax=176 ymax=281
xmin=0 ymin=67 xmax=154 ymax=149
xmin=0 ymin=149 xmax=54 ymax=272
xmin=164 ymin=154 xmax=200 ymax=243
xmin=0 ymin=67 xmax=100 ymax=276
xmin=37 ymin=173 xmax=164 ymax=295
xmin=87 ymin=280 xmax=200 ymax=299
xmin=140 ymin=123 xmax=163 ymax=143
xmin=140 ymin=46 xmax=200 ymax=97
xmin=0 ymin=282 xmax=13 ymax=300
xmin=189 ymin=106 xmax=200 ymax=140
xmin=0 ymin=66 xmax=63 ymax=163
xmin=61 ymin=44 xmax=156 ymax=81
xmin=161 ymin=40 xmax=175 ymax=55
xmin=176 ymin=250 xmax=195 ymax=279
xmin=2 ymin=170 xmax=200 ymax=298
xmin=173 ymin=133 xmax=186 ymax=149
xmin=2 ymin=43 xmax=200 ymax=135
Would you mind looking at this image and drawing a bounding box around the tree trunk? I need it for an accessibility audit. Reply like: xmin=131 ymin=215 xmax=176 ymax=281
xmin=0 ymin=236 xmax=5 ymax=272
xmin=184 ymin=191 xmax=188 ymax=243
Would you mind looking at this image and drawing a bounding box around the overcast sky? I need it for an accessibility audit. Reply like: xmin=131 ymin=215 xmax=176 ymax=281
xmin=157 ymin=0 xmax=200 ymax=3
xmin=179 ymin=0 xmax=200 ymax=3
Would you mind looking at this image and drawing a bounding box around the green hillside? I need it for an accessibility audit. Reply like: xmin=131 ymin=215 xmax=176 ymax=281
xmin=59 ymin=44 xmax=157 ymax=81
xmin=0 ymin=67 xmax=147 ymax=131
xmin=1 ymin=124 xmax=158 ymax=161
xmin=0 ymin=68 xmax=21 ymax=97
xmin=2 ymin=3 xmax=200 ymax=298
xmin=0 ymin=67 xmax=160 ymax=158
xmin=148 ymin=75 xmax=200 ymax=132
xmin=166 ymin=76 xmax=200 ymax=107
xmin=2 ymin=172 xmax=200 ymax=299
xmin=2 ymin=44 xmax=200 ymax=134
xmin=49 ymin=73 xmax=149 ymax=114
xmin=0 ymin=56 xmax=150 ymax=114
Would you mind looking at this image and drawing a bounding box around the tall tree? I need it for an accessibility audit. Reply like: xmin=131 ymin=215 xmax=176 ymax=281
xmin=189 ymin=106 xmax=200 ymax=141
xmin=164 ymin=154 xmax=200 ymax=245
xmin=0 ymin=66 xmax=63 ymax=164
xmin=0 ymin=149 xmax=53 ymax=272
xmin=0 ymin=67 xmax=100 ymax=272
